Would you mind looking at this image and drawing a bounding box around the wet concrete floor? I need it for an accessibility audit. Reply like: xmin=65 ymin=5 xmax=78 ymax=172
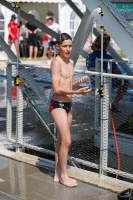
xmin=0 ymin=60 xmax=118 ymax=199
xmin=0 ymin=156 xmax=118 ymax=200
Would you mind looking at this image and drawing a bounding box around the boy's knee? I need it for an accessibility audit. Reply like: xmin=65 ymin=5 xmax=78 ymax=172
xmin=62 ymin=139 xmax=71 ymax=148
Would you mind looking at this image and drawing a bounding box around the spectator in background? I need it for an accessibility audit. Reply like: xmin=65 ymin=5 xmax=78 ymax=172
xmin=41 ymin=15 xmax=51 ymax=59
xmin=8 ymin=14 xmax=19 ymax=60
xmin=19 ymin=21 xmax=26 ymax=57
xmin=46 ymin=17 xmax=61 ymax=64
xmin=47 ymin=11 xmax=55 ymax=22
xmin=24 ymin=14 xmax=39 ymax=60
xmin=42 ymin=11 xmax=56 ymax=60
xmin=104 ymin=30 xmax=120 ymax=52
xmin=86 ymin=32 xmax=129 ymax=112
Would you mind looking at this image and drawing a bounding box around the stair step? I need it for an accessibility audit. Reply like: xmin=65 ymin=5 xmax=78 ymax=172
xmin=111 ymin=0 xmax=133 ymax=3
xmin=119 ymin=11 xmax=133 ymax=20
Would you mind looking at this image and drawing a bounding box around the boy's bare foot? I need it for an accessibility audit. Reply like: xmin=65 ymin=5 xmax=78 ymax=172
xmin=60 ymin=177 xmax=77 ymax=188
xmin=54 ymin=174 xmax=59 ymax=182
xmin=54 ymin=169 xmax=60 ymax=182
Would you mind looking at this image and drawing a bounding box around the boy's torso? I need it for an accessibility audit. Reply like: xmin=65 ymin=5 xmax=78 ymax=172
xmin=52 ymin=57 xmax=74 ymax=102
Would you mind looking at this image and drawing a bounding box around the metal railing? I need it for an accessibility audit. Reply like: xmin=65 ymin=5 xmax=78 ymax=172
xmin=6 ymin=60 xmax=133 ymax=181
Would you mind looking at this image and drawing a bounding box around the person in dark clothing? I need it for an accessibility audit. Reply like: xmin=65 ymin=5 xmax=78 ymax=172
xmin=86 ymin=32 xmax=129 ymax=112
xmin=24 ymin=15 xmax=39 ymax=59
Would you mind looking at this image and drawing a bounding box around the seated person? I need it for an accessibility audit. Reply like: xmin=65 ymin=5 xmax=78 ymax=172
xmin=86 ymin=32 xmax=129 ymax=112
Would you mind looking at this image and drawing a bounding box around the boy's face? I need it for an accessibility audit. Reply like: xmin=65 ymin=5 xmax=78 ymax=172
xmin=56 ymin=39 xmax=72 ymax=58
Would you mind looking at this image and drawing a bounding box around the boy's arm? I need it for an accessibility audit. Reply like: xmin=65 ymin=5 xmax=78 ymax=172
xmin=69 ymin=59 xmax=89 ymax=88
xmin=51 ymin=60 xmax=91 ymax=95
xmin=73 ymin=76 xmax=88 ymax=88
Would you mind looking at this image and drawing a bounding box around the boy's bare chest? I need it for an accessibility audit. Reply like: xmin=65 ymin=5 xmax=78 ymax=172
xmin=60 ymin=64 xmax=73 ymax=79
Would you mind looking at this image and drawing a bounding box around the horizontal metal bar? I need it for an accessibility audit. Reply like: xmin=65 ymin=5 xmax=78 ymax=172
xmin=111 ymin=0 xmax=133 ymax=3
xmin=9 ymin=61 xmax=133 ymax=79
xmin=68 ymin=156 xmax=99 ymax=170
xmin=104 ymin=167 xmax=133 ymax=180
xmin=96 ymin=58 xmax=131 ymax=64
xmin=9 ymin=62 xmax=35 ymax=67
xmin=74 ymin=69 xmax=133 ymax=79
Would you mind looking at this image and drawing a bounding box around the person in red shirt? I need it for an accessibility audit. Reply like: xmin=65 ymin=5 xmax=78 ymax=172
xmin=8 ymin=14 xmax=19 ymax=60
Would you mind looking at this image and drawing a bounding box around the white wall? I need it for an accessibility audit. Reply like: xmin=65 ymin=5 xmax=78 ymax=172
xmin=58 ymin=2 xmax=82 ymax=36
xmin=0 ymin=4 xmax=17 ymax=60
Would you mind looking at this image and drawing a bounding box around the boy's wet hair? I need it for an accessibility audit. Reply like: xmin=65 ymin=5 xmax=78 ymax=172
xmin=56 ymin=33 xmax=72 ymax=45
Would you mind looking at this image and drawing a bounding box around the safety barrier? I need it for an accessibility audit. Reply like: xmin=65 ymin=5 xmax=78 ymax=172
xmin=6 ymin=59 xmax=133 ymax=181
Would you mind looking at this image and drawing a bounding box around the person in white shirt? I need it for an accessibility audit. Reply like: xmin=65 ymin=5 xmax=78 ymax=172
xmin=46 ymin=17 xmax=61 ymax=64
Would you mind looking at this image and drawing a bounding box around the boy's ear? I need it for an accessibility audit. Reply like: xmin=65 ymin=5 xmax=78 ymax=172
xmin=55 ymin=44 xmax=59 ymax=50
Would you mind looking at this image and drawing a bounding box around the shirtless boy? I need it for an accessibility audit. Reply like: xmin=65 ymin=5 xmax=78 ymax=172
xmin=49 ymin=33 xmax=91 ymax=187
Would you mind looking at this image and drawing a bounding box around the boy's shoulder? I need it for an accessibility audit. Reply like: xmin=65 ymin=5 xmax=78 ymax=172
xmin=69 ymin=59 xmax=74 ymax=66
xmin=51 ymin=57 xmax=61 ymax=67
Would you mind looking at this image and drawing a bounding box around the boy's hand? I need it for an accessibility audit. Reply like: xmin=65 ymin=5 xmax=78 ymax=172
xmin=78 ymin=87 xmax=92 ymax=95
xmin=78 ymin=76 xmax=88 ymax=84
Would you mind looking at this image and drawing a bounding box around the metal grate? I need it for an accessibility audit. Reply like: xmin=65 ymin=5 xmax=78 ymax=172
xmin=6 ymin=61 xmax=133 ymax=180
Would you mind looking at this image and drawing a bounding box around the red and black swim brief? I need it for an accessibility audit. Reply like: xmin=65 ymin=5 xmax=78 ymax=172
xmin=49 ymin=100 xmax=72 ymax=113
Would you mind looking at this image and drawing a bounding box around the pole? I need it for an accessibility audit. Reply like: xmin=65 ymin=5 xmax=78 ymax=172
xmin=13 ymin=2 xmax=23 ymax=152
xmin=99 ymin=8 xmax=105 ymax=177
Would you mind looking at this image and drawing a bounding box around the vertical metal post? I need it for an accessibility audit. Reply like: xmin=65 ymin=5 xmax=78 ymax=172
xmin=99 ymin=8 xmax=105 ymax=176
xmin=17 ymin=5 xmax=20 ymax=70
xmin=6 ymin=64 xmax=12 ymax=141
xmin=95 ymin=59 xmax=100 ymax=130
xmin=108 ymin=61 xmax=112 ymax=131
xmin=15 ymin=70 xmax=23 ymax=152
xmin=101 ymin=76 xmax=109 ymax=175
xmin=15 ymin=3 xmax=23 ymax=152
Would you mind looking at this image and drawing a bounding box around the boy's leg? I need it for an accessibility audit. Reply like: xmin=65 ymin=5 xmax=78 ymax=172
xmin=54 ymin=108 xmax=73 ymax=183
xmin=54 ymin=131 xmax=61 ymax=182
xmin=51 ymin=108 xmax=77 ymax=187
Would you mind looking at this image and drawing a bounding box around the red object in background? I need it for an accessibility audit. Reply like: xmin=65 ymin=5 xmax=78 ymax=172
xmin=8 ymin=21 xmax=18 ymax=40
xmin=12 ymin=86 xmax=17 ymax=100
xmin=43 ymin=34 xmax=48 ymax=42
xmin=109 ymin=104 xmax=120 ymax=179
